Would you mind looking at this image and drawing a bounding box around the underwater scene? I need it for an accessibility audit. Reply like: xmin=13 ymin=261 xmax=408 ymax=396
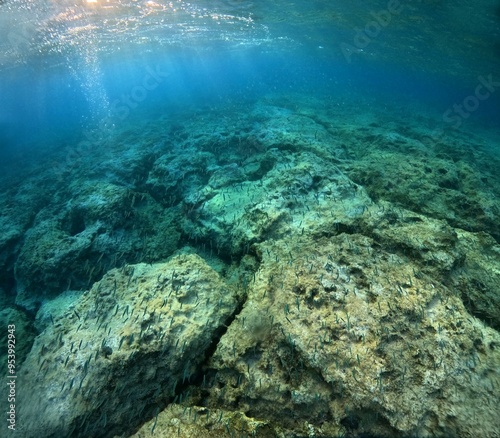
xmin=1 ymin=0 xmax=500 ymax=437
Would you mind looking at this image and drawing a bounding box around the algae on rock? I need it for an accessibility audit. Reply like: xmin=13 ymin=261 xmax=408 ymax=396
xmin=17 ymin=254 xmax=240 ymax=438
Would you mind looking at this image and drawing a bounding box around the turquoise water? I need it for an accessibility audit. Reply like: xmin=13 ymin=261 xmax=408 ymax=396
xmin=1 ymin=0 xmax=499 ymax=159
xmin=1 ymin=1 xmax=499 ymax=437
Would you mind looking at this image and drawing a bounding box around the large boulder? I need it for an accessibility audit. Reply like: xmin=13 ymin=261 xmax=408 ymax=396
xmin=17 ymin=253 xmax=240 ymax=438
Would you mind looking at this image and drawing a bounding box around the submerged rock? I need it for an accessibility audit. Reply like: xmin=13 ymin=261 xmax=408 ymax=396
xmin=2 ymin=95 xmax=499 ymax=438
xmin=17 ymin=254 xmax=239 ymax=438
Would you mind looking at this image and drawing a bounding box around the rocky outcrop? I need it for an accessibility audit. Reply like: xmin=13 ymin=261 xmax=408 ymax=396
xmin=17 ymin=254 xmax=240 ymax=438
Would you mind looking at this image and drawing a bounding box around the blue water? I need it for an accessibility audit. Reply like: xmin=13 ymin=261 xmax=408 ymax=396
xmin=1 ymin=0 xmax=499 ymax=162
xmin=2 ymin=50 xmax=499 ymax=159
